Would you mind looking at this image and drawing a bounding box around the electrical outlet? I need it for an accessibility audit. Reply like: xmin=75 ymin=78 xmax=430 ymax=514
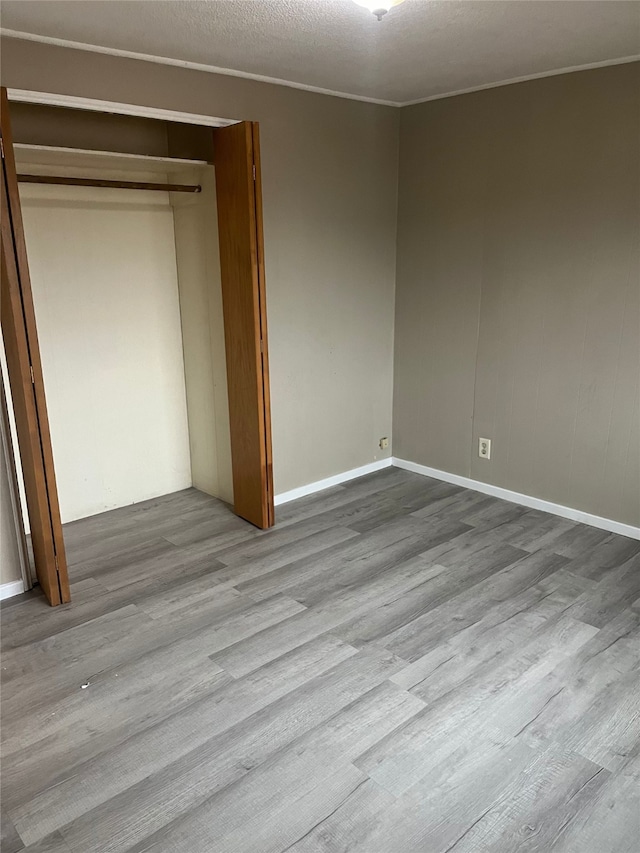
xmin=478 ymin=438 xmax=491 ymax=460
xmin=379 ymin=437 xmax=389 ymax=450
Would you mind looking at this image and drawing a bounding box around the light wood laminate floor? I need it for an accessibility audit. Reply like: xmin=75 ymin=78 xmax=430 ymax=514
xmin=2 ymin=468 xmax=639 ymax=852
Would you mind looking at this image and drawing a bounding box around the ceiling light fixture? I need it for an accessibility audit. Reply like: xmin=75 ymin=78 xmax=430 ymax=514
xmin=353 ymin=0 xmax=406 ymax=22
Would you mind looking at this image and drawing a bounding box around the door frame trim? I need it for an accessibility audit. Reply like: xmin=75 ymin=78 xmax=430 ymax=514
xmin=1 ymin=88 xmax=275 ymax=604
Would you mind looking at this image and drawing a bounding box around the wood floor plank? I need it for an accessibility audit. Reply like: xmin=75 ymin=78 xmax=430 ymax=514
xmin=201 ymin=762 xmax=366 ymax=853
xmin=356 ymin=614 xmax=599 ymax=796
xmin=548 ymin=756 xmax=640 ymax=852
xmin=502 ymin=513 xmax=580 ymax=553
xmin=161 ymin=511 xmax=256 ymax=550
xmin=235 ymin=519 xmax=472 ymax=610
xmin=211 ymin=514 xmax=355 ymax=565
xmin=3 ymin=593 xmax=309 ymax=798
xmin=1 ymin=585 xmax=281 ymax=728
xmin=212 ymin=554 xmax=445 ymax=677
xmin=513 ymin=611 xmax=640 ymax=771
xmin=353 ymin=739 xmax=538 ymax=853
xmin=390 ymin=583 xmax=587 ymax=697
xmin=360 ymin=745 xmax=609 ymax=853
xmin=566 ymin=554 xmax=640 ymax=627
xmin=332 ymin=545 xmax=541 ymax=651
xmin=548 ymin=524 xmax=614 ymax=559
xmin=1 ymin=814 xmax=24 ymax=853
xmin=123 ymin=749 xmax=365 ymax=853
xmin=565 ymin=534 xmax=640 ymax=581
xmin=335 ymin=476 xmax=464 ymax=533
xmin=63 ymin=501 xmax=232 ymax=565
xmin=1 ymin=632 xmax=226 ymax=761
xmin=283 ymin=778 xmax=396 ymax=853
xmin=66 ymin=537 xmax=181 ymax=582
xmin=341 ymin=547 xmax=565 ymax=659
xmin=282 ymin=517 xmax=472 ymax=608
xmin=22 ymin=831 xmax=73 ymax=853
xmin=461 ymin=498 xmax=528 ymax=531
xmin=54 ymin=659 xmax=421 ymax=853
xmin=8 ymin=635 xmax=356 ymax=844
xmin=442 ymin=746 xmax=610 ymax=853
xmin=1 ymin=556 xmax=229 ymax=652
xmin=1 ymin=578 xmax=106 ymax=650
xmin=2 ymin=473 xmax=637 ymax=853
xmin=410 ymin=486 xmax=495 ymax=521
xmin=207 ymin=526 xmax=361 ymax=588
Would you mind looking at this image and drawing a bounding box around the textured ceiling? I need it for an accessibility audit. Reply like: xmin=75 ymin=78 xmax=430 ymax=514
xmin=2 ymin=1 xmax=639 ymax=105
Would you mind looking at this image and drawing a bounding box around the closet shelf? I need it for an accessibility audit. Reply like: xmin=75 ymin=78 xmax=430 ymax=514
xmin=13 ymin=143 xmax=210 ymax=177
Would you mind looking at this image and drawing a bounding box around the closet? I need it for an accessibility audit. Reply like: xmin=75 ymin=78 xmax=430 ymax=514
xmin=0 ymin=89 xmax=274 ymax=606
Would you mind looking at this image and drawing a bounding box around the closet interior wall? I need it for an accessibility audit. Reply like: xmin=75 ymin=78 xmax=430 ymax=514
xmin=171 ymin=167 xmax=233 ymax=505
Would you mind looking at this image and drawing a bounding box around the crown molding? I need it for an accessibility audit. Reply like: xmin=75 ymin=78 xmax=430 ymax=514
xmin=0 ymin=29 xmax=399 ymax=107
xmin=2 ymin=29 xmax=638 ymax=110
xmin=400 ymin=54 xmax=640 ymax=106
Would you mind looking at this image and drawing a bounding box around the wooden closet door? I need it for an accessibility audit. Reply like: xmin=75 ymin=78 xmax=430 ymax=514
xmin=213 ymin=121 xmax=274 ymax=529
xmin=0 ymin=87 xmax=70 ymax=605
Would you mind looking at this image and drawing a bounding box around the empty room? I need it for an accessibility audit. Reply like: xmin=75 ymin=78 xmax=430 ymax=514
xmin=0 ymin=1 xmax=638 ymax=851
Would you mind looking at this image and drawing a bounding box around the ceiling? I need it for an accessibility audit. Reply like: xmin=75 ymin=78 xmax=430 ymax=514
xmin=2 ymin=1 xmax=639 ymax=105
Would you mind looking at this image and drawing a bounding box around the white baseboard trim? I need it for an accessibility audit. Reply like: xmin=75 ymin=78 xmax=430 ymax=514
xmin=393 ymin=457 xmax=640 ymax=541
xmin=274 ymin=458 xmax=393 ymax=506
xmin=0 ymin=579 xmax=25 ymax=601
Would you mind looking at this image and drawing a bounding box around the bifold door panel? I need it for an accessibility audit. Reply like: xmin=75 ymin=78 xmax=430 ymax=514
xmin=213 ymin=121 xmax=274 ymax=529
xmin=1 ymin=87 xmax=70 ymax=605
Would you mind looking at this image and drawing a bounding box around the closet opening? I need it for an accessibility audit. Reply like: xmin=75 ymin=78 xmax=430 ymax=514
xmin=1 ymin=90 xmax=274 ymax=606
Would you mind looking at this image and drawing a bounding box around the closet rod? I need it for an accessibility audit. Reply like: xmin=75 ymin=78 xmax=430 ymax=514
xmin=17 ymin=174 xmax=202 ymax=193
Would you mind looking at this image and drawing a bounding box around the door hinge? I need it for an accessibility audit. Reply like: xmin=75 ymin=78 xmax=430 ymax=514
xmin=29 ymin=365 xmax=35 ymax=384
xmin=260 ymin=338 xmax=264 ymax=353
xmin=0 ymin=137 xmax=5 ymax=159
xmin=252 ymin=164 xmax=256 ymax=181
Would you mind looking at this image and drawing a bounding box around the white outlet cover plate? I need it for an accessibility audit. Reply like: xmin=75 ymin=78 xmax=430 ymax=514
xmin=479 ymin=438 xmax=491 ymax=459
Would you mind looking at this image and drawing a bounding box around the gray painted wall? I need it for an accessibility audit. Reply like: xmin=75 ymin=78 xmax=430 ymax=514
xmin=0 ymin=37 xmax=637 ymax=558
xmin=0 ymin=37 xmax=399 ymax=500
xmin=394 ymin=63 xmax=639 ymax=526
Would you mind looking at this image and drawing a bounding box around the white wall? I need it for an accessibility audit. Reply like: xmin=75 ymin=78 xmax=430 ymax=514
xmin=19 ymin=176 xmax=192 ymax=523
xmin=172 ymin=167 xmax=233 ymax=504
xmin=1 ymin=333 xmax=27 ymax=585
xmin=1 ymin=427 xmax=24 ymax=586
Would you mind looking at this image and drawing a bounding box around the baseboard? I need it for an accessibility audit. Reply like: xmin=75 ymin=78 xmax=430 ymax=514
xmin=274 ymin=458 xmax=393 ymax=506
xmin=393 ymin=457 xmax=640 ymax=541
xmin=0 ymin=579 xmax=25 ymax=601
